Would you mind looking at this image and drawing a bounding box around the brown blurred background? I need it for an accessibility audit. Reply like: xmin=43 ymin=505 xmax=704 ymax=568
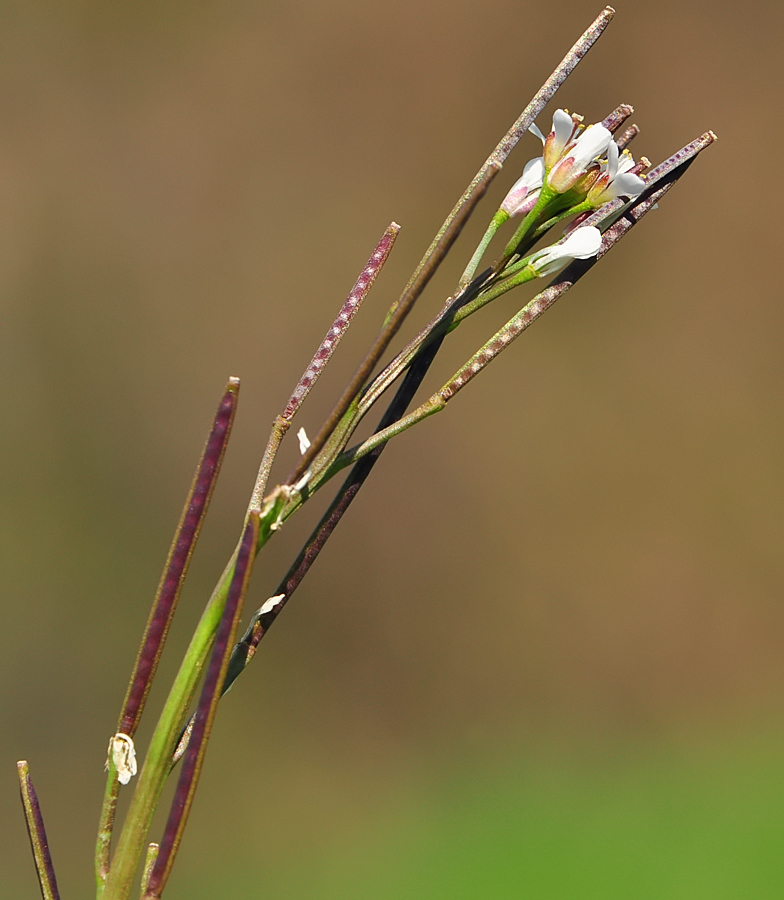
xmin=1 ymin=0 xmax=783 ymax=897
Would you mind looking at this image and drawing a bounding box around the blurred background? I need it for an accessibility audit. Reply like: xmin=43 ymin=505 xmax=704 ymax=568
xmin=1 ymin=0 xmax=782 ymax=896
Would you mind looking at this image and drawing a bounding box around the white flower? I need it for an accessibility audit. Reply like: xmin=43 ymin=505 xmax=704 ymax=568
xmin=500 ymin=157 xmax=545 ymax=217
xmin=542 ymin=109 xmax=578 ymax=168
xmin=547 ymin=122 xmax=613 ymax=193
xmin=587 ymin=140 xmax=646 ymax=205
xmin=109 ymin=733 xmax=138 ymax=785
xmin=526 ymin=226 xmax=603 ymax=277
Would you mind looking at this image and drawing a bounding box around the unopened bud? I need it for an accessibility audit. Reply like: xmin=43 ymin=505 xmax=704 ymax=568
xmin=500 ymin=157 xmax=545 ymax=217
xmin=526 ymin=226 xmax=603 ymax=277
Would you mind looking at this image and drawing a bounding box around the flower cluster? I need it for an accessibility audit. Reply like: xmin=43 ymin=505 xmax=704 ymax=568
xmin=487 ymin=107 xmax=651 ymax=282
xmin=500 ymin=108 xmax=647 ymax=219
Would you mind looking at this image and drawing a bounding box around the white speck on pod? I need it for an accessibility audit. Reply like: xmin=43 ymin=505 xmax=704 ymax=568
xmin=293 ymin=467 xmax=312 ymax=493
xmin=109 ymin=733 xmax=138 ymax=785
xmin=259 ymin=594 xmax=285 ymax=616
xmin=297 ymin=428 xmax=311 ymax=455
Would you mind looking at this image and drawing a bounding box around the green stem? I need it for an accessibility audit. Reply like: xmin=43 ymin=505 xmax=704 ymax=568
xmin=447 ymin=267 xmax=537 ymax=326
xmin=501 ymin=186 xmax=557 ymax=259
xmin=18 ymin=761 xmax=61 ymax=900
xmin=331 ymin=266 xmax=539 ymax=473
xmin=96 ymin=381 xmax=239 ymax=894
xmin=249 ymin=415 xmax=289 ymax=512
xmin=100 ymin=561 xmax=234 ymax=900
xmin=349 ymin=193 xmax=585 ymax=431
xmin=95 ymin=765 xmax=120 ymax=896
xmin=529 ymin=199 xmax=591 ymax=245
xmin=345 ymin=395 xmax=446 ymax=463
xmin=283 ymin=198 xmax=580 ymax=490
xmin=459 ymin=209 xmax=509 ymax=287
xmin=139 ymin=844 xmax=158 ymax=899
xmin=350 ymin=264 xmax=536 ymax=430
xmin=100 ymin=493 xmax=287 ymax=900
xmin=304 ymin=261 xmax=537 ymax=485
xmin=143 ymin=514 xmax=260 ymax=899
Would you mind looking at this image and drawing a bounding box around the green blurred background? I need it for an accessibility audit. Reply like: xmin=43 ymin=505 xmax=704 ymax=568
xmin=2 ymin=0 xmax=783 ymax=896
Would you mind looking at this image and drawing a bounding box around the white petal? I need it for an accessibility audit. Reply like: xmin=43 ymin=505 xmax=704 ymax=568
xmin=607 ymin=141 xmax=619 ymax=180
xmin=552 ymin=109 xmax=574 ymax=154
xmin=501 ymin=158 xmax=545 ymax=215
xmin=616 ymin=149 xmax=636 ymax=175
xmin=528 ymin=255 xmax=564 ymax=276
xmin=521 ymin=155 xmax=545 ymax=186
xmin=527 ymin=226 xmax=602 ymax=276
xmin=528 ymin=122 xmax=546 ymax=144
xmin=608 ymin=172 xmax=646 ymax=199
xmin=508 ymin=157 xmax=545 ymax=193
xmin=570 ymin=124 xmax=612 ymax=168
xmin=559 ymin=225 xmax=603 ymax=259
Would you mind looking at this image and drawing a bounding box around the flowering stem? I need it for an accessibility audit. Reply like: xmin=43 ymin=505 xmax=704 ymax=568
xmin=18 ymin=761 xmax=61 ymax=900
xmin=286 ymin=128 xmax=716 ymax=502
xmin=136 ymin=12 xmax=712 ymax=794
xmin=98 ymin=11 xmax=625 ymax=888
xmin=432 ymin=3 xmax=615 ymax=253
